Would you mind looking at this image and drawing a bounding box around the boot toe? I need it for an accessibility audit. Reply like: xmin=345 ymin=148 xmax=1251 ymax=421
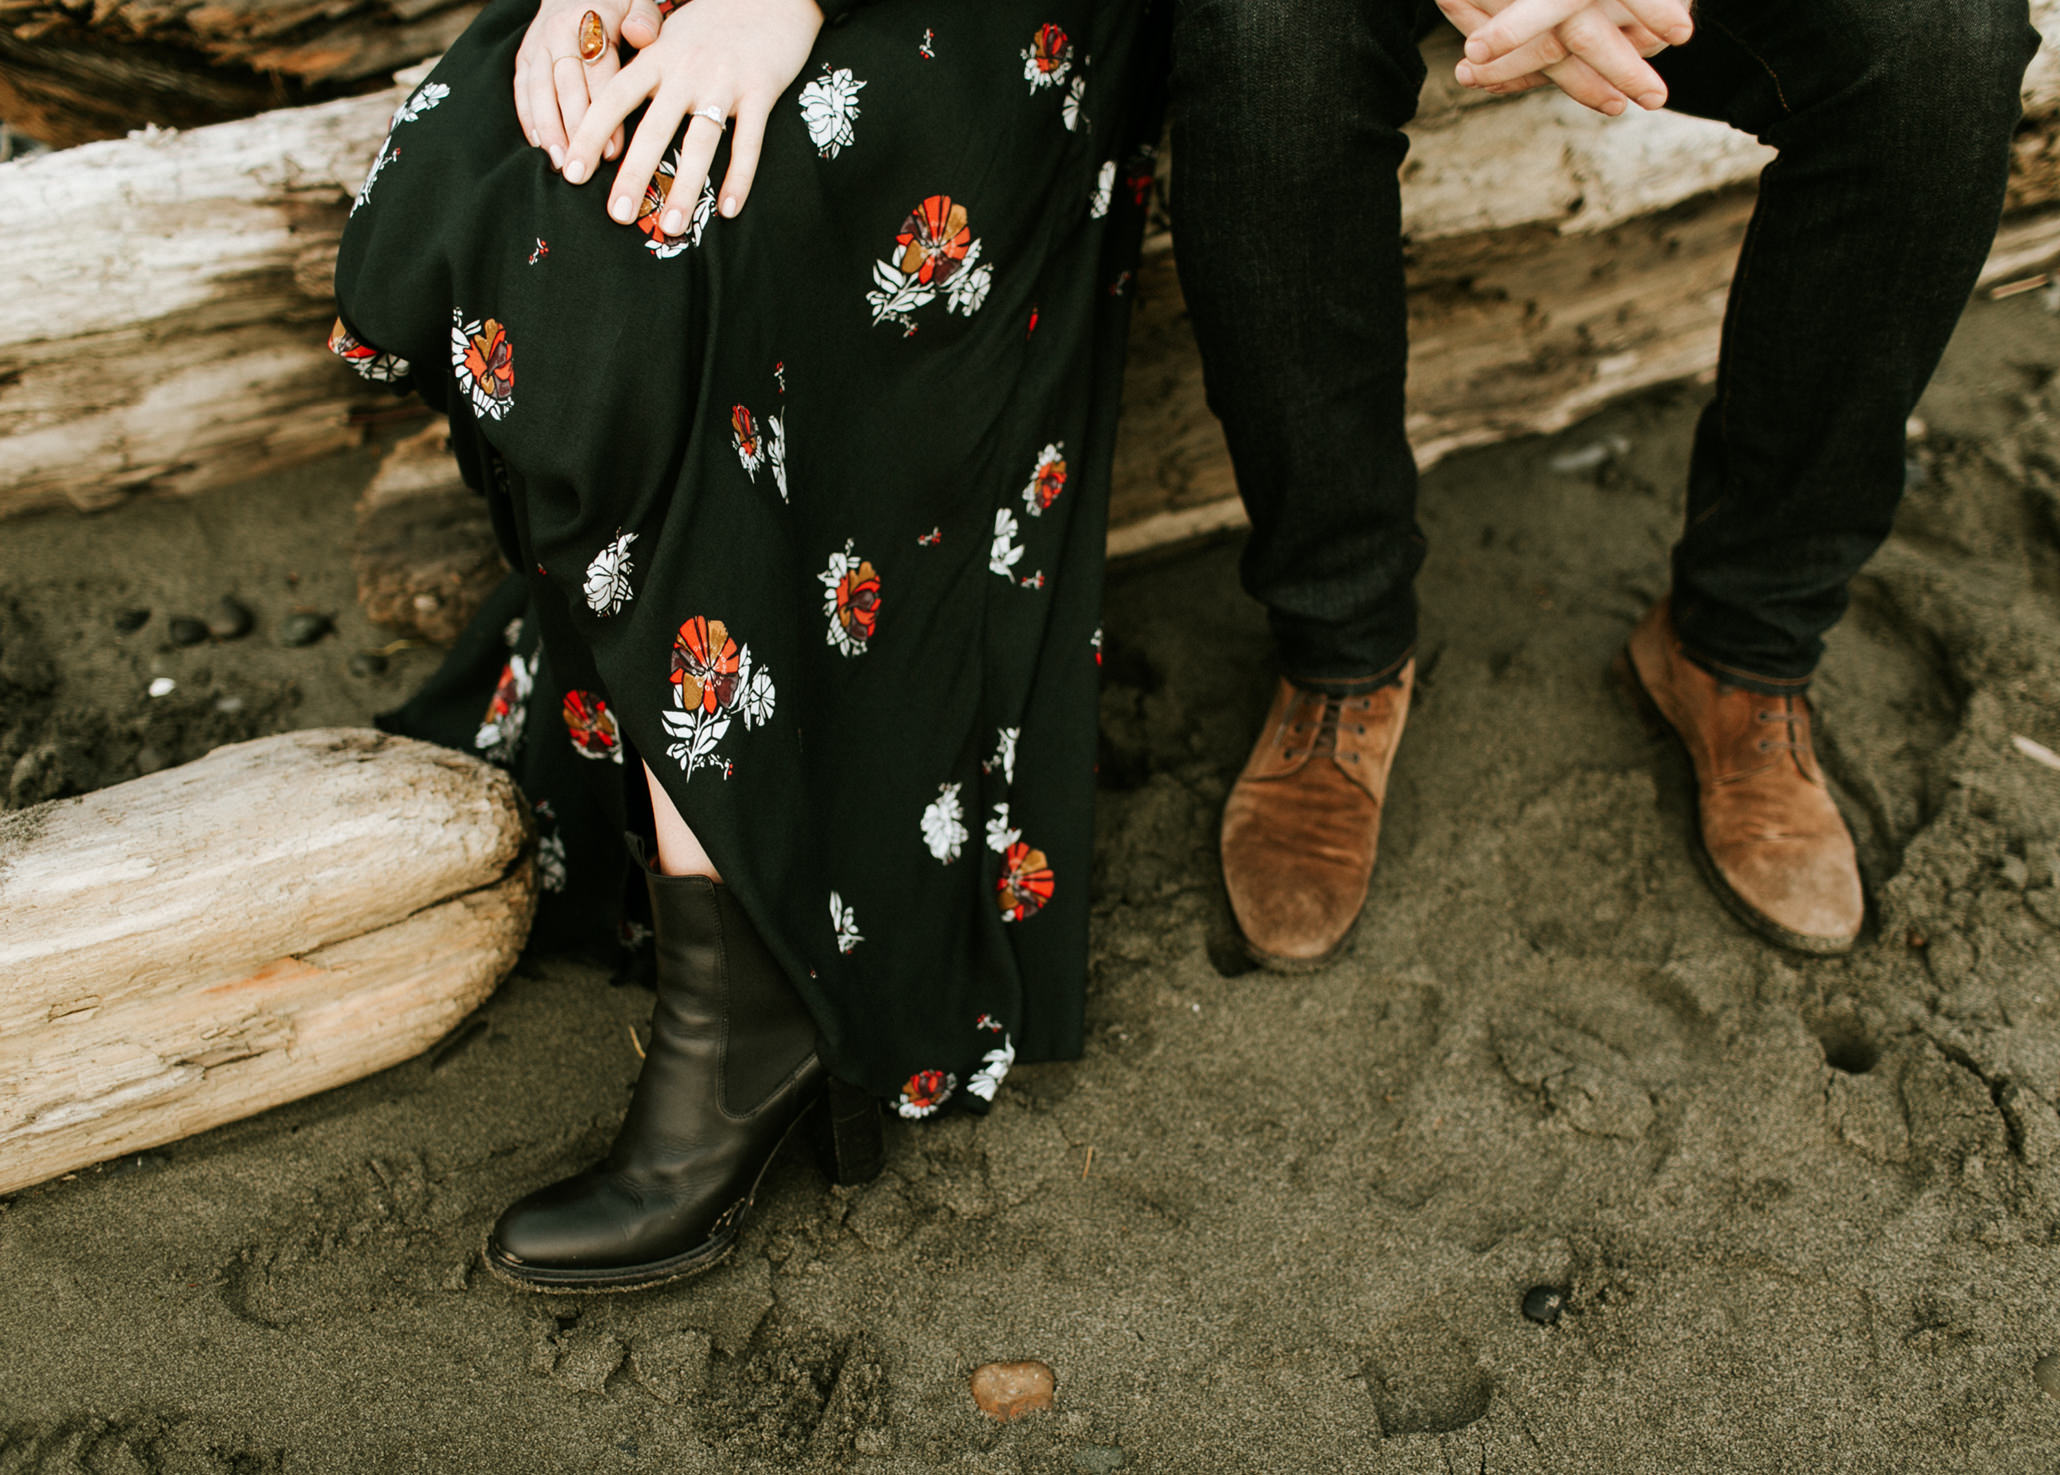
xmin=1709 ymin=836 xmax=1863 ymax=951
xmin=489 ymin=1173 xmax=653 ymax=1271
xmin=1222 ymin=831 xmax=1371 ymax=966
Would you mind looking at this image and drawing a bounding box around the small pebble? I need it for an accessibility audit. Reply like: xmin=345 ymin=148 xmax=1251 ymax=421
xmin=1521 ymin=1285 xmax=1567 ymax=1325
xmin=134 ymin=746 xmax=170 ymax=776
xmin=348 ymin=651 xmax=389 ymax=678
xmin=113 ymin=608 xmax=150 ymax=633
xmin=167 ymin=616 xmax=209 ymax=647
xmin=205 ymin=595 xmax=254 ymax=640
xmin=279 ymin=612 xmax=334 ymax=647
xmin=2035 ymin=1352 xmax=2060 ymax=1397
xmin=214 ymin=695 xmax=245 ymax=715
xmin=971 ymin=1360 xmax=1055 ymax=1422
xmin=146 ymin=677 xmax=176 ymax=699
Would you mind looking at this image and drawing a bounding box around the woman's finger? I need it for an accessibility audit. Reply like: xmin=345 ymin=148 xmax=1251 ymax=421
xmin=662 ymin=107 xmax=729 ymax=234
xmin=716 ymin=102 xmax=765 ymax=218
xmin=528 ymin=52 xmax=573 ymax=167
xmin=599 ymin=79 xmax=687 ymax=224
xmin=553 ymin=51 xmax=595 ymax=148
xmin=513 ymin=54 xmax=537 ymax=145
xmin=621 ymin=0 xmax=664 ymax=48
xmin=1540 ymin=51 xmax=1633 ymax=115
xmin=1457 ymin=29 xmax=1572 ymax=87
xmin=565 ymin=51 xmax=658 ymax=182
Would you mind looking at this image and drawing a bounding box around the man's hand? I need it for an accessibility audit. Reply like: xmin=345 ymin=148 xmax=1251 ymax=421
xmin=1437 ymin=0 xmax=1690 ymax=116
xmin=514 ymin=0 xmax=667 ymax=171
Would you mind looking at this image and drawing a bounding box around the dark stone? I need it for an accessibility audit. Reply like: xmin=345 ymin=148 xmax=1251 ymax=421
xmin=279 ymin=612 xmax=334 ymax=647
xmin=348 ymin=651 xmax=389 ymax=677
xmin=167 ymin=616 xmax=209 ymax=647
xmin=1521 ymin=1285 xmax=1567 ymax=1325
xmin=205 ymin=596 xmax=254 ymax=640
xmin=114 ymin=608 xmax=150 ymax=633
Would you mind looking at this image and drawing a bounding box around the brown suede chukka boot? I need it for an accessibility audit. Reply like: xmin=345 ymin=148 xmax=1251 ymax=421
xmin=1220 ymin=663 xmax=1413 ymax=971
xmin=1620 ymin=601 xmax=1863 ymax=954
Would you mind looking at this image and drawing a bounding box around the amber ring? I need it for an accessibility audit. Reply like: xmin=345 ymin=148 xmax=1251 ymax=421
xmin=576 ymin=9 xmax=607 ymax=62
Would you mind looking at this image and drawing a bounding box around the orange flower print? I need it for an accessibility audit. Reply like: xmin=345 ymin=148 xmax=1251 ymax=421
xmin=996 ymin=841 xmax=1055 ymax=922
xmin=669 ymin=616 xmax=742 ymax=714
xmin=449 ymin=309 xmax=513 ymax=420
xmin=562 ymin=689 xmax=624 ymax=764
xmin=896 ymin=196 xmax=971 ymax=287
xmin=1021 ymin=442 xmax=1067 ymax=517
xmin=661 ymin=617 xmax=776 ymax=779
xmin=819 ymin=540 xmax=881 ymax=657
xmin=638 ymin=149 xmax=715 ymax=258
xmin=870 ymin=196 xmax=993 ymax=330
xmin=474 ymin=653 xmax=533 ymax=762
xmin=327 ymin=317 xmax=410 ymax=383
xmin=1022 ymin=23 xmax=1073 ymax=91
xmin=733 ymin=404 xmax=764 ymax=479
xmin=895 ymin=1068 xmax=956 ymax=1120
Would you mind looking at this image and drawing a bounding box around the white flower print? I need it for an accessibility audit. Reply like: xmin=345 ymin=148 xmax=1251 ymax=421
xmin=583 ymin=529 xmax=638 ymax=616
xmin=1021 ymin=442 xmax=1067 ymax=517
xmin=328 ymin=320 xmax=409 ymax=382
xmin=390 ymin=79 xmax=449 ymax=127
xmin=536 ymin=830 xmax=568 ymax=893
xmin=661 ymin=618 xmax=774 ymax=780
xmin=743 ymin=667 xmax=777 ymax=727
xmin=990 ymin=508 xmax=1025 ymax=579
xmin=830 ymin=892 xmax=863 ymax=954
xmin=798 ymin=67 xmax=864 ymax=158
xmin=1063 ymin=74 xmax=1087 ymax=132
xmin=353 ymin=139 xmax=395 ymax=216
xmin=818 ymin=540 xmax=881 ymax=657
xmin=1090 ymin=159 xmax=1115 ymax=219
xmin=474 ymin=652 xmax=533 ymax=759
xmin=921 ymin=782 xmax=968 ymax=864
xmin=449 ymin=308 xmax=514 ymax=421
xmin=643 ymin=160 xmax=716 ymax=258
xmin=766 ymin=412 xmax=790 ymax=503
xmin=945 ymin=259 xmax=994 ymax=317
xmin=988 ymin=726 xmax=1019 ymax=785
xmin=986 ymin=802 xmax=1021 ymax=855
xmin=966 ymin=1034 xmax=1016 ymax=1103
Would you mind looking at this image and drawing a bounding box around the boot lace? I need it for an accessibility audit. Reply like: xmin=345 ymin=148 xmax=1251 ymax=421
xmin=1282 ymin=693 xmax=1375 ymax=765
xmin=1755 ymin=700 xmax=1806 ymax=756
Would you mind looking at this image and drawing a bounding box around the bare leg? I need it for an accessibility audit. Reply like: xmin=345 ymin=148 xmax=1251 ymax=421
xmin=643 ymin=760 xmax=722 ymax=880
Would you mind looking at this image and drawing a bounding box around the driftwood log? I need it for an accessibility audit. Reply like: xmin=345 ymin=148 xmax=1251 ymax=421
xmin=4 ymin=24 xmax=2060 ymax=561
xmin=0 ymin=0 xmax=484 ymax=147
xmin=0 ymin=728 xmax=536 ymax=1196
xmin=353 ymin=422 xmax=508 ymax=642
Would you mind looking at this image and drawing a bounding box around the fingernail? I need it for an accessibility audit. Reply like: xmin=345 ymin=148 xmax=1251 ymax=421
xmin=661 ymin=209 xmax=682 ymax=234
xmin=1603 ymin=98 xmax=1625 ymax=116
xmin=604 ymin=139 xmax=620 ymax=159
xmin=1638 ymin=90 xmax=1666 ymax=110
xmin=548 ymin=145 xmax=564 ymax=171
xmin=1464 ymin=37 xmax=1489 ymax=61
xmin=525 ymin=130 xmax=538 ymax=147
xmin=611 ymin=195 xmax=635 ymax=223
xmin=1455 ymin=61 xmax=1474 ymax=84
xmin=565 ymin=158 xmax=587 ymax=184
xmin=720 ymin=195 xmax=739 ymax=218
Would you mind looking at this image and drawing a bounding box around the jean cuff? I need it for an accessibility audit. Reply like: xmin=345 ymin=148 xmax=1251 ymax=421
xmin=1281 ymin=646 xmax=1414 ymax=698
xmin=1678 ymin=644 xmax=1813 ymax=698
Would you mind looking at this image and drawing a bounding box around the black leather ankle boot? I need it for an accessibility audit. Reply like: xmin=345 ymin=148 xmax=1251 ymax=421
xmin=485 ymin=844 xmax=884 ymax=1292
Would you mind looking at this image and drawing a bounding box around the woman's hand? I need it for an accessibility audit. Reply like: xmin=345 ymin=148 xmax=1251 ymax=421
xmin=559 ymin=0 xmax=824 ymax=232
xmin=513 ymin=0 xmax=668 ymax=173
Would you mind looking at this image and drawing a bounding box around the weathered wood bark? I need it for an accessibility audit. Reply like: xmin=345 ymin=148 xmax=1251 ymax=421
xmin=0 ymin=728 xmax=536 ymax=1195
xmin=353 ymin=423 xmax=508 ymax=642
xmin=0 ymin=0 xmax=483 ymax=147
xmin=6 ymin=23 xmax=2060 ymax=551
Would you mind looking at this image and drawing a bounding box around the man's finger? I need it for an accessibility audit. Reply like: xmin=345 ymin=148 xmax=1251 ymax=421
xmin=717 ymin=104 xmax=765 ymax=218
xmin=1540 ymin=52 xmax=1633 ymax=115
xmin=1555 ymin=7 xmax=1668 ymax=107
xmin=1606 ymin=0 xmax=1693 ymax=48
xmin=1458 ymin=29 xmax=1569 ymax=87
xmin=1462 ymin=0 xmax=1589 ymax=62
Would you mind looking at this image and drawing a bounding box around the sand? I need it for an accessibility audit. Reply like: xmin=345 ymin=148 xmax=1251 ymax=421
xmin=4 ymin=293 xmax=2060 ymax=1472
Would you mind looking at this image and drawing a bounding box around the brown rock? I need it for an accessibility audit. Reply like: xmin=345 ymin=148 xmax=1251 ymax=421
xmin=352 ymin=425 xmax=507 ymax=643
xmin=970 ymin=1360 xmax=1054 ymax=1422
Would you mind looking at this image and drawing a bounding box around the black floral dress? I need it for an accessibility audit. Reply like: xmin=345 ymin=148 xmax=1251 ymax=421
xmin=330 ymin=0 xmax=1165 ymax=1118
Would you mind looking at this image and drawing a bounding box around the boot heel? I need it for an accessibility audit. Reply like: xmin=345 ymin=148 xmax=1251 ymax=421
xmin=1611 ymin=645 xmax=1668 ymax=740
xmin=810 ymin=1078 xmax=885 ymax=1186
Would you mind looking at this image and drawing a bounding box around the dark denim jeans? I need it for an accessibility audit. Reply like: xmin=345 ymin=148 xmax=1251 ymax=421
xmin=1171 ymin=0 xmax=2041 ymax=693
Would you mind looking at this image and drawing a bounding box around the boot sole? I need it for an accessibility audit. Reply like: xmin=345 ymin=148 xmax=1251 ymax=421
xmin=1241 ymin=909 xmax=1362 ymax=975
xmin=481 ymin=1085 xmax=884 ymax=1295
xmin=1612 ymin=646 xmax=1859 ymax=958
